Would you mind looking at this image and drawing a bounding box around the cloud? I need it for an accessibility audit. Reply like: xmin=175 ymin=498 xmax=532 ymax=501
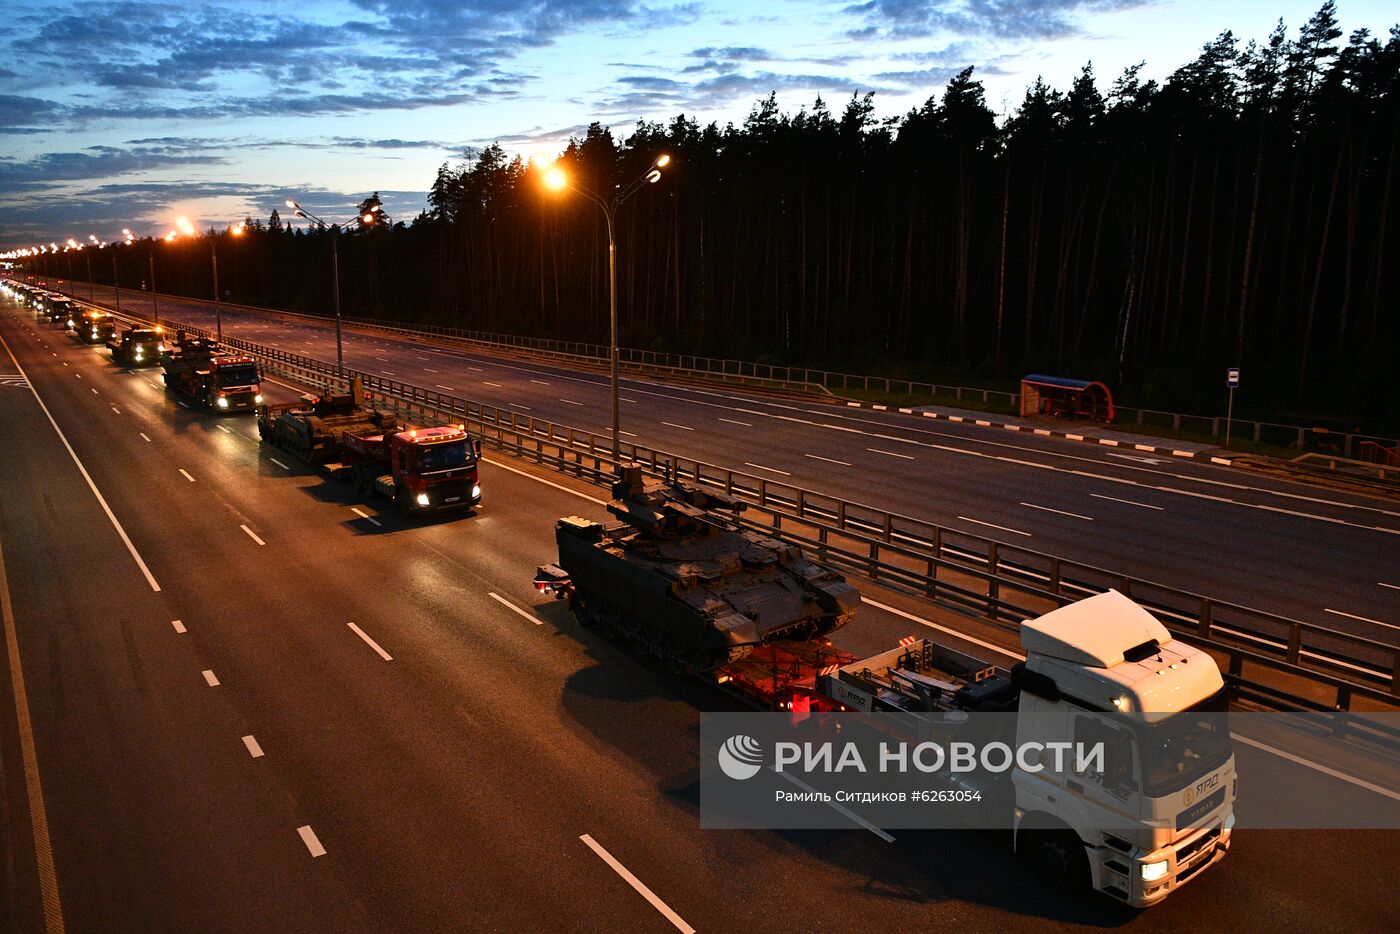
xmin=842 ymin=0 xmax=1151 ymax=41
xmin=600 ymin=69 xmax=884 ymax=116
xmin=0 ymin=144 xmax=228 ymax=190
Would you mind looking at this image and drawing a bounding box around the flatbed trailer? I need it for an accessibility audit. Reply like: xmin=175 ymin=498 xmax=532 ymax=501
xmin=534 ymin=561 xmax=1235 ymax=908
xmin=258 ymin=378 xmax=481 ymax=516
xmin=161 ymin=334 xmax=262 ymax=411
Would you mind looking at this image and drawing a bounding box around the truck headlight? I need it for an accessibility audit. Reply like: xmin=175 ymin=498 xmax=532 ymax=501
xmin=415 ymin=492 xmax=431 ymax=507
xmin=216 ymin=396 xmax=229 ymax=409
xmin=471 ymin=484 xmax=481 ymax=498
xmin=134 ymin=350 xmax=143 ymax=360
xmin=1140 ymin=859 xmax=1170 ymax=882
xmin=254 ymin=394 xmax=264 ymax=404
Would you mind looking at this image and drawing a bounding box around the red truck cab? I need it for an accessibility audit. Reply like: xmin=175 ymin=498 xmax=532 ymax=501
xmin=342 ymin=424 xmax=482 ymax=515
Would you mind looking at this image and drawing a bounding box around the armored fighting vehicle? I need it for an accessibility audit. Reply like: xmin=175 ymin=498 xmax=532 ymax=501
xmin=257 ymin=376 xmax=398 ymax=462
xmin=545 ymin=464 xmax=859 ymax=670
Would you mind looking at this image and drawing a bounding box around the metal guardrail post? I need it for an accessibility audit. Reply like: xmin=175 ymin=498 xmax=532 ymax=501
xmin=987 ymin=541 xmax=1001 ymax=617
xmin=1199 ymin=598 xmax=1213 ymax=638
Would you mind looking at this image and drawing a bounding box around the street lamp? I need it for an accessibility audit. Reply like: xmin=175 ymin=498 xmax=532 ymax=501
xmin=542 ymin=153 xmax=671 ymax=458
xmin=285 ymin=199 xmax=386 ymax=377
xmin=179 ymin=217 xmax=245 ymax=342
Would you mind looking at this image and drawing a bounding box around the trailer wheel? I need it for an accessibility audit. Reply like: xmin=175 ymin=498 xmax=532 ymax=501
xmin=396 ymin=487 xmax=414 ymax=515
xmin=1028 ymin=830 xmax=1089 ymax=894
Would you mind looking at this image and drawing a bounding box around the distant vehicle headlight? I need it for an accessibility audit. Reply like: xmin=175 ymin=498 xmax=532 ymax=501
xmin=254 ymin=394 xmax=264 ymax=404
xmin=134 ymin=350 xmax=143 ymax=360
xmin=415 ymin=492 xmax=431 ymax=507
xmin=1140 ymin=859 xmax=1170 ymax=882
xmin=472 ymin=484 xmax=481 ymax=498
xmin=216 ymin=396 xmax=229 ymax=409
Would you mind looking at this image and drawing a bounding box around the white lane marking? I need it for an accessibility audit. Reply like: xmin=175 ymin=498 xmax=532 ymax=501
xmin=718 ymin=417 xmax=752 ymax=426
xmin=90 ymin=388 xmax=97 ymax=394
xmin=348 ymin=622 xmax=393 ymax=660
xmin=467 ymin=366 xmax=483 ymax=371
xmin=240 ymin=525 xmax=266 ymax=546
xmin=1090 ymin=493 xmax=1164 ymax=510
xmin=508 ymin=402 xmax=532 ymax=411
xmin=171 ymin=619 xmax=186 ymax=633
xmin=621 ymin=397 xmax=638 ymax=403
xmin=661 ymin=421 xmax=694 ymax=431
xmin=0 ymin=539 xmax=67 ymax=934
xmin=73 ymin=374 xmax=81 ymax=379
xmin=868 ymin=448 xmax=915 ymax=460
xmin=745 ymin=462 xmax=791 ymax=476
xmin=110 ymin=406 xmax=122 ymax=414
xmin=1106 ymin=452 xmax=1163 ymax=465
xmin=1230 ymin=734 xmax=1400 ymax=802
xmin=270 ymin=458 xmax=290 ymax=470
xmin=242 ymin=735 xmax=265 ymax=758
xmin=383 ymin=371 xmax=396 ymax=376
xmin=579 ymin=835 xmax=695 ymax=934
xmin=956 ymin=516 xmax=1032 ymax=537
xmin=489 ymin=592 xmax=542 ymax=626
xmin=483 ymin=456 xmax=608 ymax=506
xmin=434 ymin=384 xmax=456 ymax=391
xmin=560 ymin=398 xmax=584 ymax=406
xmin=178 ymin=468 xmax=196 ymax=482
xmin=484 ymin=381 xmax=503 ymax=388
xmin=62 ymin=362 xmax=67 ymax=366
xmin=423 ymin=367 xmax=439 ymax=373
xmin=530 ymin=379 xmax=551 ymax=385
xmin=774 ymin=768 xmax=896 ymax=842
xmin=0 ymin=330 xmax=161 ymax=591
xmin=350 ymin=507 xmax=382 ymax=527
xmin=1323 ymin=608 xmax=1399 ymax=631
xmin=202 ymin=670 xmax=220 ymax=686
xmin=297 ymin=825 xmax=327 ymax=858
xmin=1380 ymin=582 xmax=1400 ymax=591
xmin=139 ymin=432 xmax=151 ymax=442
xmin=216 ymin=424 xmax=232 ymax=434
xmin=820 ymin=423 xmax=863 ymax=434
xmin=804 ymin=453 xmax=852 ymax=466
xmin=375 ymin=356 xmax=389 ymax=361
xmin=1020 ymin=501 xmax=1093 ymax=522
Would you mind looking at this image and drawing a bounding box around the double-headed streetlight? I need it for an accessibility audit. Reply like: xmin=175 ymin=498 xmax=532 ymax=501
xmin=177 ymin=216 xmax=245 ymax=342
xmin=542 ymin=153 xmax=671 ymax=458
xmin=285 ymin=199 xmax=388 ymax=377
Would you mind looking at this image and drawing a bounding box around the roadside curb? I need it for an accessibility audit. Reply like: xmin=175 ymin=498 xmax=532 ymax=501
xmin=838 ymin=398 xmax=1249 ymax=468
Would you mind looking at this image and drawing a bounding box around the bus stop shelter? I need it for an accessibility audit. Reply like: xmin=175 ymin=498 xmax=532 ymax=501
xmin=1019 ymin=375 xmax=1114 ymax=423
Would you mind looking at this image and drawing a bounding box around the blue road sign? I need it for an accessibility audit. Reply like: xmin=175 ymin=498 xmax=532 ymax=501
xmin=1227 ymin=368 xmax=1240 ymax=389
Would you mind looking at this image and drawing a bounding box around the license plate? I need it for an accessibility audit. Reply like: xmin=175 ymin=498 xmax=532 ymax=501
xmin=445 ymin=496 xmax=461 ymax=503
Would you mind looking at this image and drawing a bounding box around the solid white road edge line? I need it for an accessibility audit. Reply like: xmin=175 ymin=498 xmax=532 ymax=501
xmin=0 ymin=329 xmax=161 ymax=592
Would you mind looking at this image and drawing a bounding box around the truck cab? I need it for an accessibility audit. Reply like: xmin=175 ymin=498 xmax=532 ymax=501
xmin=206 ymin=356 xmax=262 ymax=411
xmin=344 ymin=425 xmax=482 ymax=515
xmin=108 ymin=327 xmax=166 ymax=367
xmin=43 ymin=295 xmax=73 ymax=324
xmin=79 ymin=309 xmax=116 ymax=343
xmin=1011 ymin=590 xmax=1234 ymax=907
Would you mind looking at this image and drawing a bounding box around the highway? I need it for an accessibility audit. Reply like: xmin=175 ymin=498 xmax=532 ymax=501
xmin=50 ymin=281 xmax=1400 ymax=646
xmin=2 ymin=291 xmax=1396 ymax=931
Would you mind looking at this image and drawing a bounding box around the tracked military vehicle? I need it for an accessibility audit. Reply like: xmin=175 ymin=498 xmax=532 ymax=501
xmin=543 ymin=464 xmax=859 ymax=670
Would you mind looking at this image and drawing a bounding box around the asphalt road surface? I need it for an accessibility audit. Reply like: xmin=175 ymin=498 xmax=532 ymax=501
xmin=43 ymin=280 xmax=1400 ymax=650
xmin=1 ymin=291 xmax=1396 ymax=932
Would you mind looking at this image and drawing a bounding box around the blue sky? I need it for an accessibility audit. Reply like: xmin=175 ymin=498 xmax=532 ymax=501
xmin=1 ymin=0 xmax=1394 ymax=249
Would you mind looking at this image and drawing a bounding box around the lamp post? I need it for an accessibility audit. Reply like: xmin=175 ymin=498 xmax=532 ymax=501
xmin=177 ymin=217 xmax=244 ymax=343
xmin=542 ymin=153 xmax=670 ymax=459
xmin=285 ymin=199 xmax=388 ymax=377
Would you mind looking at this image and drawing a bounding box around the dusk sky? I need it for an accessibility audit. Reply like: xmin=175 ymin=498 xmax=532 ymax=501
xmin=2 ymin=0 xmax=1393 ymax=249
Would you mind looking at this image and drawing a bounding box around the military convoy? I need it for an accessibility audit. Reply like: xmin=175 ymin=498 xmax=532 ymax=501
xmin=160 ymin=332 xmax=262 ymax=411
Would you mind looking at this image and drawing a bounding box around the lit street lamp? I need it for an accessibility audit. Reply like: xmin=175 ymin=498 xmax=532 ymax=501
xmin=285 ymin=199 xmax=388 ymax=377
xmin=179 ymin=217 xmax=245 ymax=342
xmin=543 ymin=153 xmax=671 ymax=458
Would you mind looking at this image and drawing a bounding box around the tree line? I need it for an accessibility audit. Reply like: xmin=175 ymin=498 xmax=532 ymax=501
xmin=45 ymin=3 xmax=1400 ymax=428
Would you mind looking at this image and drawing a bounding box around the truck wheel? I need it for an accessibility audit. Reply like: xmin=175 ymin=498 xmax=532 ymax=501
xmin=1028 ymin=830 xmax=1089 ymax=894
xmin=396 ymin=488 xmax=414 ymax=515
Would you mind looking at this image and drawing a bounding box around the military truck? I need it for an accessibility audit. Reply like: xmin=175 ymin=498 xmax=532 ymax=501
xmin=76 ymin=309 xmax=116 ymax=344
xmin=161 ymin=333 xmax=262 ymax=411
xmin=108 ymin=326 xmax=165 ymax=367
xmin=257 ymin=377 xmax=481 ymax=516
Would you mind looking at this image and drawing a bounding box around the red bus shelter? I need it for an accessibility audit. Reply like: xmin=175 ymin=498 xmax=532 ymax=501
xmin=1019 ymin=375 xmax=1114 ymax=423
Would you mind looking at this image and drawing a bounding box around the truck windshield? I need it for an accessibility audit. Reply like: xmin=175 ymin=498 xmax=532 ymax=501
xmin=1134 ymin=688 xmax=1232 ymax=797
xmin=217 ymin=365 xmax=259 ymax=388
xmin=418 ymin=441 xmax=471 ymax=472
